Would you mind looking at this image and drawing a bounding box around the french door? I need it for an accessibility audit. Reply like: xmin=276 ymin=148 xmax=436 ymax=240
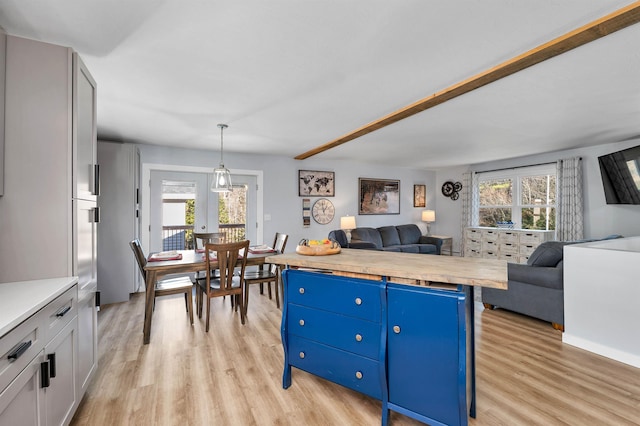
xmin=148 ymin=170 xmax=257 ymax=252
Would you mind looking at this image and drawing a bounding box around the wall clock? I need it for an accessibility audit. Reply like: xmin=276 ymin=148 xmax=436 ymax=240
xmin=312 ymin=198 xmax=335 ymax=224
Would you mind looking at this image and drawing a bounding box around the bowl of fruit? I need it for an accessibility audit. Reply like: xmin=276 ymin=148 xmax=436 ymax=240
xmin=296 ymin=238 xmax=341 ymax=256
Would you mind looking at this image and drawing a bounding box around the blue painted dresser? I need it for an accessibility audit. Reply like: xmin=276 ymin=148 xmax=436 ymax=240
xmin=281 ymin=269 xmax=471 ymax=426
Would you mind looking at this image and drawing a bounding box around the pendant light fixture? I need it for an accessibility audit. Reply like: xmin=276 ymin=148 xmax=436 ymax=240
xmin=211 ymin=123 xmax=233 ymax=192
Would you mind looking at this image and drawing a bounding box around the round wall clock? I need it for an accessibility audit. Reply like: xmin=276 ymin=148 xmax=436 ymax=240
xmin=312 ymin=198 xmax=335 ymax=224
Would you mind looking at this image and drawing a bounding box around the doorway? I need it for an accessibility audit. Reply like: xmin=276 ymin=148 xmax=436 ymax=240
xmin=142 ymin=164 xmax=263 ymax=254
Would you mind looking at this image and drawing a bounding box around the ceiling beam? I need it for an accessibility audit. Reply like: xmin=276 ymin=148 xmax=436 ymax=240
xmin=295 ymin=1 xmax=640 ymax=160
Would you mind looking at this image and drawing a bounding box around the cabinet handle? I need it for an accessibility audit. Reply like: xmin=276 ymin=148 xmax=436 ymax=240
xmin=299 ymin=319 xmax=305 ymax=326
xmin=41 ymin=361 xmax=50 ymax=388
xmin=47 ymin=353 xmax=57 ymax=378
xmin=93 ymin=164 xmax=101 ymax=196
xmin=355 ymin=334 xmax=362 ymax=342
xmin=354 ymin=297 xmax=362 ymax=305
xmin=299 ymin=352 xmax=305 ymax=359
xmin=7 ymin=340 xmax=32 ymax=361
xmin=298 ymin=288 xmax=305 ymax=294
xmin=355 ymin=371 xmax=363 ymax=379
xmin=393 ymin=325 xmax=401 ymax=334
xmin=56 ymin=306 xmax=72 ymax=317
xmin=91 ymin=206 xmax=101 ymax=223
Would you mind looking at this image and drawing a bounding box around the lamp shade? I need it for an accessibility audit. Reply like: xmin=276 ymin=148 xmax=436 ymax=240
xmin=422 ymin=210 xmax=436 ymax=223
xmin=211 ymin=166 xmax=232 ymax=192
xmin=340 ymin=216 xmax=356 ymax=230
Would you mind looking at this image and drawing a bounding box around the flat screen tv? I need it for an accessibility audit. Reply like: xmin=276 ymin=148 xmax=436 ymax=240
xmin=598 ymin=144 xmax=640 ymax=204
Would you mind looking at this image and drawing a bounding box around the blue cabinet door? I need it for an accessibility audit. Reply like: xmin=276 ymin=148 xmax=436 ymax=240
xmin=387 ymin=284 xmax=468 ymax=426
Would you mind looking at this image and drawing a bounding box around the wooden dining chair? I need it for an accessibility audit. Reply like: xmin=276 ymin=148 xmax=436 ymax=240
xmin=193 ymin=232 xmax=226 ymax=248
xmin=194 ymin=240 xmax=250 ymax=331
xmin=243 ymin=232 xmax=288 ymax=310
xmin=192 ymin=232 xmax=227 ymax=280
xmin=129 ymin=239 xmax=194 ymax=325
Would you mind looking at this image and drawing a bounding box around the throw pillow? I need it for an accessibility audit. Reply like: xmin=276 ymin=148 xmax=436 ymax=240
xmin=527 ymin=241 xmax=565 ymax=267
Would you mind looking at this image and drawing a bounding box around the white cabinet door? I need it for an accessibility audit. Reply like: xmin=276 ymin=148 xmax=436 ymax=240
xmin=77 ymin=290 xmax=97 ymax=396
xmin=44 ymin=318 xmax=77 ymax=426
xmin=0 ymin=353 xmax=44 ymax=426
xmin=73 ymin=53 xmax=98 ymax=202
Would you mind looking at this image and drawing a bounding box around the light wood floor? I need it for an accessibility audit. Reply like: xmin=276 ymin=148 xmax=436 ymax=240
xmin=70 ymin=286 xmax=640 ymax=426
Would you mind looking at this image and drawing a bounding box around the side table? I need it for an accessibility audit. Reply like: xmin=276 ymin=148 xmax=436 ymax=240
xmin=430 ymin=235 xmax=453 ymax=256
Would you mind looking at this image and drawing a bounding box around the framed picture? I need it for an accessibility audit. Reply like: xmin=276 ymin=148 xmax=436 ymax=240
xmin=298 ymin=170 xmax=335 ymax=196
xmin=359 ymin=178 xmax=400 ymax=215
xmin=413 ymin=184 xmax=426 ymax=207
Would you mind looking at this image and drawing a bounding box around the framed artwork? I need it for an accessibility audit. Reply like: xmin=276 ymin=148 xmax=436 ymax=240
xmin=413 ymin=184 xmax=426 ymax=207
xmin=298 ymin=170 xmax=335 ymax=196
xmin=359 ymin=178 xmax=400 ymax=215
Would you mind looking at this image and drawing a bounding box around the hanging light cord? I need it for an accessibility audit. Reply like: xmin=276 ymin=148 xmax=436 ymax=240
xmin=218 ymin=123 xmax=228 ymax=166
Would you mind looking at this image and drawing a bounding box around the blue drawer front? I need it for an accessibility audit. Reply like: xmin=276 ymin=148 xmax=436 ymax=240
xmin=285 ymin=270 xmax=382 ymax=322
xmin=288 ymin=335 xmax=383 ymax=400
xmin=287 ymin=303 xmax=381 ymax=359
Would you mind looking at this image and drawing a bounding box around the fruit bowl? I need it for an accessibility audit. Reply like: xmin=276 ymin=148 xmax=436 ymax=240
xmin=296 ymin=238 xmax=341 ymax=256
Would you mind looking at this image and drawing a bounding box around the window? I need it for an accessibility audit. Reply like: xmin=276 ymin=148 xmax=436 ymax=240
xmin=477 ymin=165 xmax=556 ymax=230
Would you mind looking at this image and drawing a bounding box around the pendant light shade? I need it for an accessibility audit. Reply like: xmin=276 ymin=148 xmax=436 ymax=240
xmin=211 ymin=123 xmax=233 ymax=192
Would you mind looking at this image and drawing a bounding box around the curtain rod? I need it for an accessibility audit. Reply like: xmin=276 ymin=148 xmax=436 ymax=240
xmin=477 ymin=158 xmax=581 ymax=174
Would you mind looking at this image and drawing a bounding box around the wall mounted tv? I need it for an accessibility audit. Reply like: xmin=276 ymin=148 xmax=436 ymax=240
xmin=598 ymin=144 xmax=640 ymax=204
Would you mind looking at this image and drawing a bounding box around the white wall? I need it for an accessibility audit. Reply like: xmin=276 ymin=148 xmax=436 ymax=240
xmin=435 ymin=138 xmax=640 ymax=248
xmin=137 ymin=144 xmax=436 ymax=252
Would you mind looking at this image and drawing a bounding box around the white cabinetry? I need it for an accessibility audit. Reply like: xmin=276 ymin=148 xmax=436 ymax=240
xmin=464 ymin=227 xmax=554 ymax=263
xmin=0 ymin=280 xmax=78 ymax=426
xmin=0 ymin=32 xmax=98 ymax=422
xmin=97 ymin=142 xmax=141 ymax=304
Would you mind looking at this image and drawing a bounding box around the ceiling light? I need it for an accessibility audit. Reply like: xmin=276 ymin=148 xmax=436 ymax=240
xmin=211 ymin=123 xmax=233 ymax=192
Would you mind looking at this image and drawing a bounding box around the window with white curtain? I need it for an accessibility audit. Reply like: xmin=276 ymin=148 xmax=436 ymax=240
xmin=477 ymin=164 xmax=556 ymax=230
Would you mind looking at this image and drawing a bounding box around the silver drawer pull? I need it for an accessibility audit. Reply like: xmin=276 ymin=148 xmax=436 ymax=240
xmin=299 ymin=319 xmax=305 ymax=326
xmin=354 ymin=297 xmax=362 ymax=305
xmin=355 ymin=334 xmax=362 ymax=342
xmin=299 ymin=288 xmax=305 ymax=294
xmin=393 ymin=325 xmax=401 ymax=334
xmin=355 ymin=371 xmax=363 ymax=379
xmin=299 ymin=352 xmax=305 ymax=359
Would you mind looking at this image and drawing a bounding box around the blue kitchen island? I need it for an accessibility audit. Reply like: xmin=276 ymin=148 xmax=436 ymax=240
xmin=268 ymin=248 xmax=507 ymax=426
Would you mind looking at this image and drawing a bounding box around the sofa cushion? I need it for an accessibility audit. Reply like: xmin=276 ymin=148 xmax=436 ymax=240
xmin=396 ymin=224 xmax=422 ymax=245
xmin=350 ymin=227 xmax=383 ymax=249
xmin=508 ymin=262 xmax=564 ymax=290
xmin=527 ymin=241 xmax=566 ymax=267
xmin=378 ymin=226 xmax=401 ymax=247
xmin=417 ymin=244 xmax=438 ymax=254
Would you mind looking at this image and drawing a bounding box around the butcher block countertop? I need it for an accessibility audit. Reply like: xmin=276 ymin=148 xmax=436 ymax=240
xmin=268 ymin=248 xmax=507 ymax=290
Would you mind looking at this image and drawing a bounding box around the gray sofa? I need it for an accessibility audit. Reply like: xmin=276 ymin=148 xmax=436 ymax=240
xmin=482 ymin=235 xmax=623 ymax=331
xmin=329 ymin=224 xmax=442 ymax=254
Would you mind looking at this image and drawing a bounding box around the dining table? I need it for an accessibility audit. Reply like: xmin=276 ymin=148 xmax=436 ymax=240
xmin=142 ymin=248 xmax=277 ymax=344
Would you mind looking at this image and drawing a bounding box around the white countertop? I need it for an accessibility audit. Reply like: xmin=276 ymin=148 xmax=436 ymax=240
xmin=0 ymin=277 xmax=78 ymax=338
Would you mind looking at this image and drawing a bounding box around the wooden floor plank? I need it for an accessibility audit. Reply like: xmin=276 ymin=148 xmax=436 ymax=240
xmin=71 ymin=286 xmax=640 ymax=425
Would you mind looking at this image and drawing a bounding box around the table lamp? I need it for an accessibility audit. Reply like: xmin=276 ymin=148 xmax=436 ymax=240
xmin=340 ymin=215 xmax=357 ymax=243
xmin=422 ymin=210 xmax=435 ymax=235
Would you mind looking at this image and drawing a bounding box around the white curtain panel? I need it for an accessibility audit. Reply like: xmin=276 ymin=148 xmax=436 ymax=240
xmin=460 ymin=171 xmax=478 ymax=256
xmin=556 ymin=157 xmax=584 ymax=241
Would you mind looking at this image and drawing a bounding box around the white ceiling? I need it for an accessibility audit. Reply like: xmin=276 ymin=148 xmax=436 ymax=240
xmin=2 ymin=0 xmax=640 ymax=169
